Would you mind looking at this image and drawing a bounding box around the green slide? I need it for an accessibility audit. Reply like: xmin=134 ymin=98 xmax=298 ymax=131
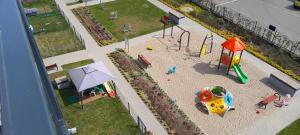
xmin=232 ymin=64 xmax=248 ymax=84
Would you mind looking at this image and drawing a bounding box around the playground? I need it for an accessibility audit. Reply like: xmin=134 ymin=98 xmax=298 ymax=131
xmin=127 ymin=26 xmax=281 ymax=134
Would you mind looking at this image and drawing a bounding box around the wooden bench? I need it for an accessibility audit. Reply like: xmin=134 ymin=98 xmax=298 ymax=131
xmin=138 ymin=55 xmax=151 ymax=68
xmin=46 ymin=63 xmax=58 ymax=71
xmin=256 ymin=93 xmax=281 ymax=109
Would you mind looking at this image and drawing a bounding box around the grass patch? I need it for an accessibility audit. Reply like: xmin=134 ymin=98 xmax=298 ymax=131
xmin=48 ymin=59 xmax=140 ymax=135
xmin=23 ymin=0 xmax=84 ymax=58
xmin=88 ymin=0 xmax=166 ymax=41
xmin=278 ymin=118 xmax=300 ymax=135
xmin=62 ymin=59 xmax=94 ymax=71
xmin=55 ymin=91 xmax=140 ymax=135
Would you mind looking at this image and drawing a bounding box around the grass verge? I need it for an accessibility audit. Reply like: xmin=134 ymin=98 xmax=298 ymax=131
xmin=278 ymin=118 xmax=300 ymax=135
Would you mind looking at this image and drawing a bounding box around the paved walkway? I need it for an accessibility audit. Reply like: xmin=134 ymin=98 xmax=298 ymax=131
xmin=46 ymin=0 xmax=300 ymax=134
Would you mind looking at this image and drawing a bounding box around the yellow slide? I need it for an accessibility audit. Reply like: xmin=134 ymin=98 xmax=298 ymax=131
xmin=103 ymin=82 xmax=115 ymax=98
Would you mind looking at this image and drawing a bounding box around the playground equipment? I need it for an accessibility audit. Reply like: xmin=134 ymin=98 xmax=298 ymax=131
xmin=161 ymin=12 xmax=190 ymax=51
xmin=167 ymin=66 xmax=176 ymax=74
xmin=103 ymin=81 xmax=116 ymax=98
xmin=278 ymin=94 xmax=291 ymax=107
xmin=109 ymin=11 xmax=118 ymax=20
xmin=197 ymin=86 xmax=234 ymax=116
xmin=146 ymin=45 xmax=153 ymax=50
xmin=123 ymin=24 xmax=132 ymax=33
xmin=199 ymin=33 xmax=214 ymax=57
xmin=124 ymin=36 xmax=129 ymax=52
xmin=256 ymin=93 xmax=281 ymax=109
xmin=218 ymin=37 xmax=248 ymax=84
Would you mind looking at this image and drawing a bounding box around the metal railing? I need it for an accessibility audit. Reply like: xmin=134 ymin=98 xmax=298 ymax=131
xmin=114 ymin=85 xmax=148 ymax=134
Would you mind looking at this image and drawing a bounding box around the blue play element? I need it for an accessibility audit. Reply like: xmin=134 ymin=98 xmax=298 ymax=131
xmin=167 ymin=66 xmax=176 ymax=74
xmin=224 ymin=91 xmax=233 ymax=107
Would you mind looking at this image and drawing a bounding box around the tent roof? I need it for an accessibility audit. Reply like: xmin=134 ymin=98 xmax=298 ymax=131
xmin=69 ymin=61 xmax=114 ymax=92
xmin=222 ymin=37 xmax=246 ymax=53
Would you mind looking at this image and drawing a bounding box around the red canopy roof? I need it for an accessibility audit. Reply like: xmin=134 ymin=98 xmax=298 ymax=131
xmin=222 ymin=37 xmax=246 ymax=53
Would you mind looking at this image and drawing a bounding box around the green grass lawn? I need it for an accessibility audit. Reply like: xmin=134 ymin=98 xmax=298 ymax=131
xmin=48 ymin=59 xmax=140 ymax=135
xmin=88 ymin=0 xmax=167 ymax=41
xmin=278 ymin=118 xmax=300 ymax=135
xmin=23 ymin=0 xmax=84 ymax=58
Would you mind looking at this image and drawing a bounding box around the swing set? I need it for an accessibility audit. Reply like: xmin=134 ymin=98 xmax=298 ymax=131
xmin=161 ymin=12 xmax=191 ymax=51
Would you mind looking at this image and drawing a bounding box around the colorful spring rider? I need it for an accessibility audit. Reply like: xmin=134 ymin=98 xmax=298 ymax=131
xmin=197 ymin=86 xmax=234 ymax=116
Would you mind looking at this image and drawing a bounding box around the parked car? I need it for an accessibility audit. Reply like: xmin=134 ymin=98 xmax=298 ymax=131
xmin=294 ymin=0 xmax=300 ymax=8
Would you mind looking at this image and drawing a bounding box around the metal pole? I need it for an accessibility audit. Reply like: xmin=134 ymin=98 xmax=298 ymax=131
xmin=163 ymin=24 xmax=165 ymax=38
xmin=80 ymin=91 xmax=83 ymax=109
xmin=218 ymin=47 xmax=225 ymax=69
xmin=187 ymin=31 xmax=190 ymax=48
xmin=210 ymin=33 xmax=213 ymax=53
xmin=227 ymin=52 xmax=234 ymax=75
xmin=253 ymin=21 xmax=257 ymax=32
xmin=128 ymin=102 xmax=130 ymax=114
xmin=238 ymin=50 xmax=243 ymax=65
xmin=171 ymin=23 xmax=174 ymax=38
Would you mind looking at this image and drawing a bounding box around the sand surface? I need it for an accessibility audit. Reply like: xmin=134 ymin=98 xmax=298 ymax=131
xmin=128 ymin=29 xmax=279 ymax=135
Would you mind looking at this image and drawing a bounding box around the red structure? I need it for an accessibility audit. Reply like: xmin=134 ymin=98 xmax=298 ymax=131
xmin=217 ymin=37 xmax=246 ymax=74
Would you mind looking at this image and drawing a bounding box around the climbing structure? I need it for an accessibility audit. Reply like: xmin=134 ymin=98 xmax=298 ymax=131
xmin=217 ymin=37 xmax=248 ymax=84
xmin=197 ymin=86 xmax=234 ymax=116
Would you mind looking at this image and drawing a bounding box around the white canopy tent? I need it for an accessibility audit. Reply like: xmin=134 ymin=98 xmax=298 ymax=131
xmin=69 ymin=61 xmax=114 ymax=108
xmin=69 ymin=61 xmax=114 ymax=92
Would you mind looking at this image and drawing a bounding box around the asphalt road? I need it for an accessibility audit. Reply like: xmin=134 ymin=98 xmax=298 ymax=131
xmin=214 ymin=0 xmax=300 ymax=42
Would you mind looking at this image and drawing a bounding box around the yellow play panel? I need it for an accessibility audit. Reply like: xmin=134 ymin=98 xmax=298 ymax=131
xmin=205 ymin=97 xmax=228 ymax=115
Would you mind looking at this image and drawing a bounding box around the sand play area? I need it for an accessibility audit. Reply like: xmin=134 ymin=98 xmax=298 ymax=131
xmin=127 ymin=28 xmax=281 ymax=135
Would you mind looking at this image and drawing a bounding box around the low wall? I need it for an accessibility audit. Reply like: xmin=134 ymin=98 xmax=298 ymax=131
xmin=269 ymin=72 xmax=300 ymax=97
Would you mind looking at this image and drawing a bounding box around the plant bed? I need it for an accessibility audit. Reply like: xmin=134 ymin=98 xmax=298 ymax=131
xmin=158 ymin=0 xmax=300 ymax=82
xmin=72 ymin=7 xmax=116 ymax=46
xmin=108 ymin=49 xmax=203 ymax=135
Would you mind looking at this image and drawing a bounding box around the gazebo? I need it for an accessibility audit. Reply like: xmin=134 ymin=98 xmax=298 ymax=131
xmin=69 ymin=61 xmax=114 ymax=108
xmin=217 ymin=37 xmax=246 ymax=74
